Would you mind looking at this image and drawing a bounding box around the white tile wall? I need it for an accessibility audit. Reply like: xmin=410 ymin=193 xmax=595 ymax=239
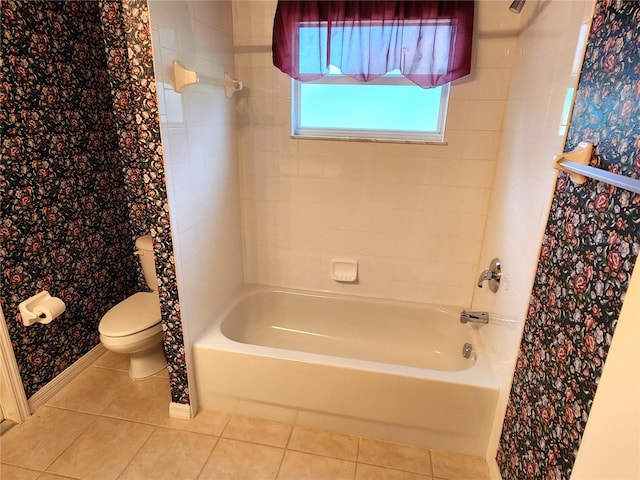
xmin=148 ymin=0 xmax=244 ymax=408
xmin=469 ymin=0 xmax=596 ymax=466
xmin=145 ymin=0 xmax=599 ymax=462
xmin=233 ymin=0 xmax=519 ymax=307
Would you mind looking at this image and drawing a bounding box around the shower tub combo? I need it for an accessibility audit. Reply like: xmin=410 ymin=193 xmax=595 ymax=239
xmin=193 ymin=286 xmax=499 ymax=456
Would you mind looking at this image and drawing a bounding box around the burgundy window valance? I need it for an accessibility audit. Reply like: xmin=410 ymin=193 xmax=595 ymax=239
xmin=272 ymin=0 xmax=474 ymax=89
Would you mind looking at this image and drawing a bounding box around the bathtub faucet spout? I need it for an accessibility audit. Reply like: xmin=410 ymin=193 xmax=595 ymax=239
xmin=460 ymin=310 xmax=489 ymax=325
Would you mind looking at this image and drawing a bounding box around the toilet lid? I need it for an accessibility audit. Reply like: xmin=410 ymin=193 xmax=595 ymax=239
xmin=99 ymin=292 xmax=162 ymax=337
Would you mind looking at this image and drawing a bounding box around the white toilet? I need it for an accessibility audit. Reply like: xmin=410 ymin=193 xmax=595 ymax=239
xmin=99 ymin=235 xmax=167 ymax=379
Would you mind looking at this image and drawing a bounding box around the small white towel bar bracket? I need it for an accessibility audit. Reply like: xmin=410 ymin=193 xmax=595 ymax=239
xmin=172 ymin=60 xmax=243 ymax=97
xmin=553 ymin=141 xmax=593 ymax=184
xmin=553 ymin=141 xmax=640 ymax=195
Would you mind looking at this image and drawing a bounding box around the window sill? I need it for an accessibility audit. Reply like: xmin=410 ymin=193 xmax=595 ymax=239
xmin=291 ymin=134 xmax=448 ymax=146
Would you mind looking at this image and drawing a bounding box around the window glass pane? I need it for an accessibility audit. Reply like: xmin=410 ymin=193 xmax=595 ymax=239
xmin=299 ymin=25 xmax=329 ymax=75
xmin=298 ymin=22 xmax=452 ymax=76
xmin=299 ymin=83 xmax=443 ymax=133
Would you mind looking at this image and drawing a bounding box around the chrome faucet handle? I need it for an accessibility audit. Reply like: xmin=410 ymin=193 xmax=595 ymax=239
xmin=477 ymin=270 xmax=493 ymax=287
xmin=477 ymin=258 xmax=501 ymax=293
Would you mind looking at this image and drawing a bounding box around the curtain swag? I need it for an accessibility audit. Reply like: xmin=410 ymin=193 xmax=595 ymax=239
xmin=272 ymin=0 xmax=474 ymax=89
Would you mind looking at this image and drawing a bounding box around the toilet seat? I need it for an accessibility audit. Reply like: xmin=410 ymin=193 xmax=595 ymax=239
xmin=99 ymin=292 xmax=161 ymax=337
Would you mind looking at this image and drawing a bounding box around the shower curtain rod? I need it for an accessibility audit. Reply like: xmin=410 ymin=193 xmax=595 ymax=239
xmin=172 ymin=60 xmax=243 ymax=97
xmin=553 ymin=141 xmax=640 ymax=195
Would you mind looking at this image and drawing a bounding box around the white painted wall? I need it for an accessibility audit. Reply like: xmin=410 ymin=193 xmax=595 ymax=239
xmin=232 ymin=0 xmax=521 ymax=307
xmin=471 ymin=0 xmax=596 ymax=468
xmin=148 ymin=1 xmax=244 ymax=410
xmin=571 ymin=263 xmax=640 ymax=479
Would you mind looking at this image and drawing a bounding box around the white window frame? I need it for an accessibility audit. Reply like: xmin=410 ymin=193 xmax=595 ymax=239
xmin=291 ymin=74 xmax=450 ymax=144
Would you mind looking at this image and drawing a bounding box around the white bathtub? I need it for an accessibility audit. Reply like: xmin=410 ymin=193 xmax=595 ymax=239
xmin=193 ymin=286 xmax=499 ymax=456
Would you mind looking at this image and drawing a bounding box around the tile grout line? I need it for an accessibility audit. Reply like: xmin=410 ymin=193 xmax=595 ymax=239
xmin=114 ymin=425 xmax=158 ymax=480
xmin=45 ymin=403 xmax=169 ymax=432
xmin=354 ymin=436 xmax=362 ymax=480
xmin=29 ymin=355 xmax=488 ymax=480
xmin=429 ymin=448 xmax=435 ymax=479
xmin=274 ymin=422 xmax=295 ymax=479
xmin=193 ymin=431 xmax=224 ymax=480
xmin=39 ymin=411 xmax=100 ymax=478
xmin=355 ymin=460 xmax=434 ymax=479
xmin=38 ymin=403 xmax=159 ymax=480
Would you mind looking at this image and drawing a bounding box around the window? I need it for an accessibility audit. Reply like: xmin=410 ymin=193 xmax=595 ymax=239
xmin=273 ymin=1 xmax=474 ymax=143
xmin=292 ymin=67 xmax=450 ymax=143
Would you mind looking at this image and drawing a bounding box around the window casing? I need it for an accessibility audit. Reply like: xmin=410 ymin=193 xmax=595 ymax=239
xmin=292 ymin=72 xmax=450 ymax=143
xmin=290 ymin=19 xmax=454 ymax=143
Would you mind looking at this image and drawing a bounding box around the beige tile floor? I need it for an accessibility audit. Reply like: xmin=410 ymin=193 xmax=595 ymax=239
xmin=1 ymin=351 xmax=490 ymax=480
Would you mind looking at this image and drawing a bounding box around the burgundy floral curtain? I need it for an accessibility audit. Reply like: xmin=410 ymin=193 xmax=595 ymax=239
xmin=273 ymin=0 xmax=474 ymax=88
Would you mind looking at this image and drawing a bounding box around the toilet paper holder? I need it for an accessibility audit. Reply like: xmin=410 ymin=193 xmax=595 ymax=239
xmin=18 ymin=291 xmax=66 ymax=326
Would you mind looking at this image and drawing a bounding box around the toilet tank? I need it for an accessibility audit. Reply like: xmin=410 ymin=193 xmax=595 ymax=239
xmin=135 ymin=235 xmax=158 ymax=292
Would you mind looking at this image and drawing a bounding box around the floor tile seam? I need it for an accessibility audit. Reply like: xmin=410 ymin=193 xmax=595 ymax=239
xmin=89 ymin=392 xmax=170 ymax=426
xmin=354 ymin=436 xmax=361 ymax=480
xmin=45 ymin=384 xmax=126 ymax=418
xmin=284 ymin=443 xmax=359 ymax=463
xmin=37 ymin=411 xmax=101 ymax=476
xmin=355 ymin=458 xmax=433 ymax=477
xmin=274 ymin=422 xmax=297 ymax=480
xmin=0 ymin=460 xmax=46 ymax=473
xmin=112 ymin=425 xmax=160 ymax=480
xmin=44 ymin=417 xmax=157 ymax=480
xmin=274 ymin=453 xmax=358 ymax=480
xmin=354 ymin=462 xmax=435 ymax=479
xmin=283 ymin=449 xmax=359 ymax=467
xmin=429 ymin=449 xmax=435 ymax=478
xmin=154 ymin=422 xmax=225 ymax=438
xmin=91 ymin=365 xmax=128 ymax=373
xmin=219 ymin=418 xmax=292 ymax=449
xmin=45 ymin=404 xmax=164 ymax=430
xmin=40 ymin=471 xmax=83 ymax=480
xmin=218 ymin=411 xmax=232 ymax=437
xmin=193 ymin=432 xmax=224 ymax=480
xmin=218 ymin=433 xmax=290 ymax=451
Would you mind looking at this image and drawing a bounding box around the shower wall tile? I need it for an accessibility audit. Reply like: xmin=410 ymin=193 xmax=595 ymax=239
xmin=233 ymin=1 xmax=517 ymax=307
xmin=148 ymin=0 xmax=244 ymax=407
xmin=475 ymin=0 xmax=522 ymax=33
xmin=472 ymin=0 xmax=596 ymax=463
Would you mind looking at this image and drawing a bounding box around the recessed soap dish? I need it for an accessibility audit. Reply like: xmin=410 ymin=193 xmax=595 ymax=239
xmin=331 ymin=258 xmax=358 ymax=282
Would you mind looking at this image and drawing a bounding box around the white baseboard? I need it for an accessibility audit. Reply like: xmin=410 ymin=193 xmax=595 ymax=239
xmin=488 ymin=457 xmax=502 ymax=480
xmin=169 ymin=401 xmax=194 ymax=420
xmin=28 ymin=344 xmax=107 ymax=413
xmin=0 ymin=310 xmax=30 ymax=423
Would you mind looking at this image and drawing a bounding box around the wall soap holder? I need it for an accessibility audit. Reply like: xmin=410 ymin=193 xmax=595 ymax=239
xmin=331 ymin=259 xmax=358 ymax=282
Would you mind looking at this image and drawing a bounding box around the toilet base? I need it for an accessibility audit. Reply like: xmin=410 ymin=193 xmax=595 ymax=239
xmin=129 ymin=342 xmax=167 ymax=379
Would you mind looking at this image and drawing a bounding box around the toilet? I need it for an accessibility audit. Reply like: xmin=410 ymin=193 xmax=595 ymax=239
xmin=99 ymin=235 xmax=167 ymax=379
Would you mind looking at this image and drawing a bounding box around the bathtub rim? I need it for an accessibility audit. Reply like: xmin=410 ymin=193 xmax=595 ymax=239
xmin=195 ymin=284 xmax=499 ymax=391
